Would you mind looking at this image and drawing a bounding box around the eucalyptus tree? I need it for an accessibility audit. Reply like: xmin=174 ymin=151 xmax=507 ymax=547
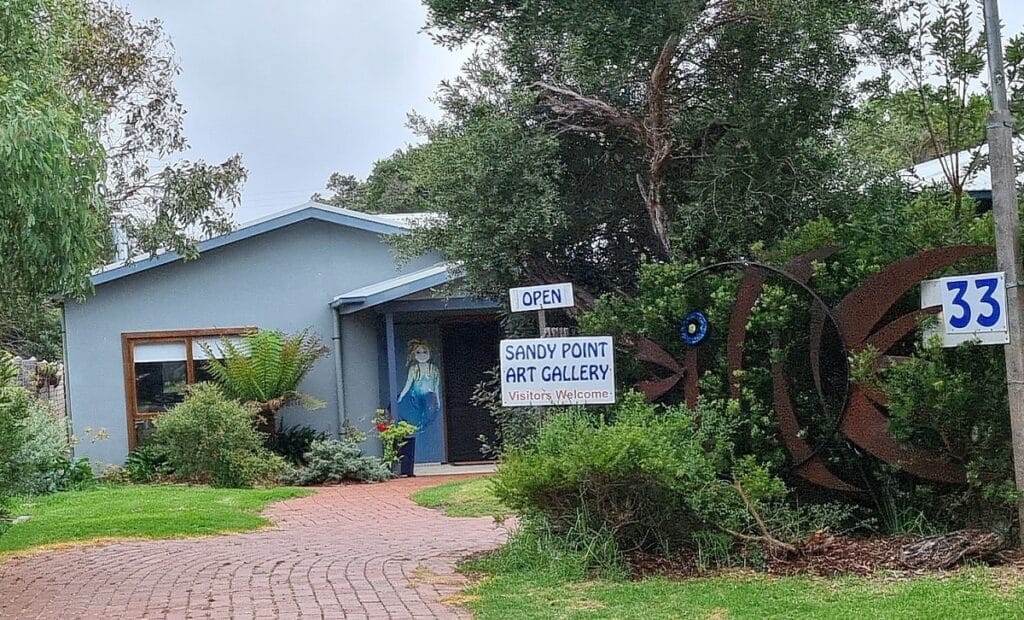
xmin=0 ymin=0 xmax=106 ymax=302
xmin=1 ymin=0 xmax=248 ymax=358
xmin=348 ymin=0 xmax=903 ymax=300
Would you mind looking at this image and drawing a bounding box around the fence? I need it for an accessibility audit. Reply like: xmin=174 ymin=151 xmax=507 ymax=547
xmin=9 ymin=356 xmax=66 ymax=418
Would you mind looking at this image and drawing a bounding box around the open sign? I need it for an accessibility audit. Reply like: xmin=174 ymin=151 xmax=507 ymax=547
xmin=509 ymin=283 xmax=575 ymax=312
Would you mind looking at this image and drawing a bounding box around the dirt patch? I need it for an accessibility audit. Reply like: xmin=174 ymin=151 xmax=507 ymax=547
xmin=407 ymin=565 xmax=467 ymax=588
xmin=627 ymin=535 xmax=1024 ymax=580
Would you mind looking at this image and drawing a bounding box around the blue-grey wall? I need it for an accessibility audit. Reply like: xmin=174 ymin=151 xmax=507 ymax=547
xmin=64 ymin=219 xmax=440 ymax=467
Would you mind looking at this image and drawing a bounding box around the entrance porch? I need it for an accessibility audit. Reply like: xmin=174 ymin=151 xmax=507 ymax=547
xmin=331 ymin=263 xmax=502 ymax=464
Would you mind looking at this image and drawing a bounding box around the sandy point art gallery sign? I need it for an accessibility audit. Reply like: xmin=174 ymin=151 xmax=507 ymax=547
xmin=500 ymin=336 xmax=615 ymax=406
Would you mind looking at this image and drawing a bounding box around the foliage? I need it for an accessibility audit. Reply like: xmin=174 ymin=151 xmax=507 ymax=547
xmin=311 ymin=172 xmax=366 ymax=210
xmin=0 ymin=295 xmax=64 ymax=360
xmin=272 ymin=424 xmax=328 ymax=466
xmin=0 ymin=484 xmax=309 ymax=554
xmin=150 ymin=383 xmax=284 ymax=487
xmin=0 ymin=356 xmax=29 ymax=504
xmin=317 ymin=0 xmax=903 ymax=302
xmin=377 ymin=420 xmax=418 ymax=469
xmin=69 ymin=0 xmax=247 ymax=260
xmin=472 ymin=366 xmax=547 ymax=457
xmin=0 ymin=0 xmax=106 ymax=302
xmin=0 ymin=352 xmax=88 ymax=503
xmin=202 ymin=329 xmax=329 ymax=433
xmin=844 ymin=0 xmax=1024 ymax=208
xmin=10 ymin=400 xmax=89 ymax=495
xmin=123 ymin=444 xmax=172 ymax=483
xmin=581 ymin=180 xmax=1003 ymax=536
xmin=465 ymin=516 xmax=624 ymax=583
xmin=857 ymin=339 xmax=1018 ymax=529
xmin=386 ymin=103 xmax=570 ymax=298
xmin=279 ymin=431 xmax=392 ymax=485
xmin=843 ymin=86 xmax=990 ymax=172
xmin=494 ymin=393 xmax=847 ymax=562
xmin=411 ymin=476 xmax=510 ymax=519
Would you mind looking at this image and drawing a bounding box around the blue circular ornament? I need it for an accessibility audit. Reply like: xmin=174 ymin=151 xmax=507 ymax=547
xmin=680 ymin=311 xmax=709 ymax=346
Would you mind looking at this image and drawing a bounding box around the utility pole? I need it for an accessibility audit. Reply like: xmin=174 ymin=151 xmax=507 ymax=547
xmin=982 ymin=0 xmax=1024 ymax=540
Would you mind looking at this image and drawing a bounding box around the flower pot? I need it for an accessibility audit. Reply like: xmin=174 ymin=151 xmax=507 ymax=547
xmin=397 ymin=435 xmax=416 ymax=477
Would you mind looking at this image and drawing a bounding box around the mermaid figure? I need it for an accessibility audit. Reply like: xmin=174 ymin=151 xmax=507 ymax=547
xmin=397 ymin=340 xmax=440 ymax=430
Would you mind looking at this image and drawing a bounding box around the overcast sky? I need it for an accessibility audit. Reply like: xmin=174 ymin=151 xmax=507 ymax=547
xmin=121 ymin=1 xmax=1024 ymax=222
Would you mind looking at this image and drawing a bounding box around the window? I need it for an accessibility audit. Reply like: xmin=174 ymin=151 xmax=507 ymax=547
xmin=122 ymin=328 xmax=251 ymax=449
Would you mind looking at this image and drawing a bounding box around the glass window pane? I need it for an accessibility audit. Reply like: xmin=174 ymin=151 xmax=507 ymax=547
xmin=193 ymin=359 xmax=217 ymax=383
xmin=134 ymin=360 xmax=187 ymax=413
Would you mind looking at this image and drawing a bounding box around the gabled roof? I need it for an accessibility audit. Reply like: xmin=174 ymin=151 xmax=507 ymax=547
xmin=330 ymin=262 xmax=461 ymax=313
xmin=91 ymin=201 xmax=429 ymax=286
xmin=898 ymin=136 xmax=1024 ymax=194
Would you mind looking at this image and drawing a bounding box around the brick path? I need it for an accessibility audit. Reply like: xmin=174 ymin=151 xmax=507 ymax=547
xmin=0 ymin=475 xmax=509 ymax=619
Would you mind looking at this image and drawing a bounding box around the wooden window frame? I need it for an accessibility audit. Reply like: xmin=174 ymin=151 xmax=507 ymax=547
xmin=122 ymin=327 xmax=254 ymax=450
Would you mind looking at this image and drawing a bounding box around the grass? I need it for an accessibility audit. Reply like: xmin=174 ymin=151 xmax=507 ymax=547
xmin=0 ymin=483 xmax=310 ymax=555
xmin=462 ymin=567 xmax=1024 ymax=619
xmin=458 ymin=526 xmax=1024 ymax=619
xmin=411 ymin=476 xmax=509 ymax=518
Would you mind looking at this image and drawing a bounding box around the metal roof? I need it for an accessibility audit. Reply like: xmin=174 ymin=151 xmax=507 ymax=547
xmin=91 ymin=201 xmax=429 ymax=286
xmin=898 ymin=136 xmax=1024 ymax=193
xmin=330 ymin=262 xmax=462 ymax=313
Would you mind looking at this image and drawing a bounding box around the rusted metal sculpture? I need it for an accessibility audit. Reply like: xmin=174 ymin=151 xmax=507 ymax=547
xmin=635 ymin=245 xmax=993 ymax=491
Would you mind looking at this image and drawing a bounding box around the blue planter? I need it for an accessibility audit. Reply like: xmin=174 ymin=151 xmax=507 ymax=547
xmin=397 ymin=436 xmax=416 ymax=477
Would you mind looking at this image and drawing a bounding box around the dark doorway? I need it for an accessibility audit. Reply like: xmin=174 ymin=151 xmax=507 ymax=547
xmin=440 ymin=321 xmax=500 ymax=462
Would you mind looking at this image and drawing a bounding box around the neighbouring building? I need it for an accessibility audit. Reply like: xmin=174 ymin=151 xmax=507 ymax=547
xmin=63 ymin=202 xmax=500 ymax=467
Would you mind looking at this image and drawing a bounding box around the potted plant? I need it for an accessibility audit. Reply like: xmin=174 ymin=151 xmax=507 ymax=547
xmin=374 ymin=408 xmax=417 ymax=477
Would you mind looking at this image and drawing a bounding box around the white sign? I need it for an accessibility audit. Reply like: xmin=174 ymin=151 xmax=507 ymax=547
xmin=921 ymin=271 xmax=1010 ymax=347
xmin=500 ymin=336 xmax=615 ymax=406
xmin=509 ymin=282 xmax=575 ymax=312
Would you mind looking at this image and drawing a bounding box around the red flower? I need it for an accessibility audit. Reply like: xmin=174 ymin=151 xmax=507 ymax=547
xmin=376 ymin=424 xmax=390 ymax=432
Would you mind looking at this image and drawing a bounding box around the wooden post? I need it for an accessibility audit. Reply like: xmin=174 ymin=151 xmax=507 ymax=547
xmin=538 ymin=309 xmax=548 ymax=337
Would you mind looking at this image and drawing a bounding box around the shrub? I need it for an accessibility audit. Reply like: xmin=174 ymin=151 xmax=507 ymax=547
xmin=495 ymin=392 xmax=850 ymax=565
xmin=124 ymin=444 xmax=173 ymax=483
xmin=10 ymin=399 xmax=78 ymax=494
xmin=272 ymin=424 xmax=327 ymax=466
xmin=472 ymin=367 xmax=547 ymax=455
xmin=151 ymin=383 xmax=284 ymax=487
xmin=0 ymin=360 xmax=28 ymax=503
xmin=280 ymin=431 xmax=391 ymax=485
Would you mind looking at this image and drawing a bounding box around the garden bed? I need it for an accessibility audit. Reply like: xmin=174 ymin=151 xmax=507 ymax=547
xmin=628 ymin=534 xmax=1024 ymax=579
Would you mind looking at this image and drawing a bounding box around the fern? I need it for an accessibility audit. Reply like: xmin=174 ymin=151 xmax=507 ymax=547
xmin=201 ymin=329 xmax=329 ymax=432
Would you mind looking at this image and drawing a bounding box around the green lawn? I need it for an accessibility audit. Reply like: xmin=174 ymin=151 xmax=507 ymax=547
xmin=1 ymin=484 xmax=310 ymax=555
xmin=463 ymin=567 xmax=1024 ymax=619
xmin=411 ymin=476 xmax=509 ymax=518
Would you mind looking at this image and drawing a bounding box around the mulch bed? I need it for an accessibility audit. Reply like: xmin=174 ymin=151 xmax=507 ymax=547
xmin=626 ymin=534 xmax=1024 ymax=579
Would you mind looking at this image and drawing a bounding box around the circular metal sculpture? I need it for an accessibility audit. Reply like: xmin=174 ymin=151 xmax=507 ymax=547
xmin=634 ymin=245 xmax=993 ymax=492
xmin=680 ymin=311 xmax=709 ymax=346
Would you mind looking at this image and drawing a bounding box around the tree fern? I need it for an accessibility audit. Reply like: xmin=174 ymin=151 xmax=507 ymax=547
xmin=201 ymin=329 xmax=329 ymax=434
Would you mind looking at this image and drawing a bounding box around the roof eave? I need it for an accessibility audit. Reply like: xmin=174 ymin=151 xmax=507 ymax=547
xmin=90 ymin=203 xmax=411 ymax=287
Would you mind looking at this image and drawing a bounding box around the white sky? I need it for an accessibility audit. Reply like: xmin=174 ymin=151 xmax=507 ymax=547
xmin=121 ymin=1 xmax=1024 ymax=221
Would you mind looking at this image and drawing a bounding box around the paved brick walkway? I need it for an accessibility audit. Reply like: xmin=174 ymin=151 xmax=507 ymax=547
xmin=0 ymin=475 xmax=509 ymax=619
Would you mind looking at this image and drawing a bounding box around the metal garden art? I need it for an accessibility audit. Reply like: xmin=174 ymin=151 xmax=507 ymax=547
xmin=635 ymin=245 xmax=993 ymax=493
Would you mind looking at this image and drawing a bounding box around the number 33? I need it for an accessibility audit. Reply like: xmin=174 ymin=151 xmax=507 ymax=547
xmin=946 ymin=278 xmax=1001 ymax=329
